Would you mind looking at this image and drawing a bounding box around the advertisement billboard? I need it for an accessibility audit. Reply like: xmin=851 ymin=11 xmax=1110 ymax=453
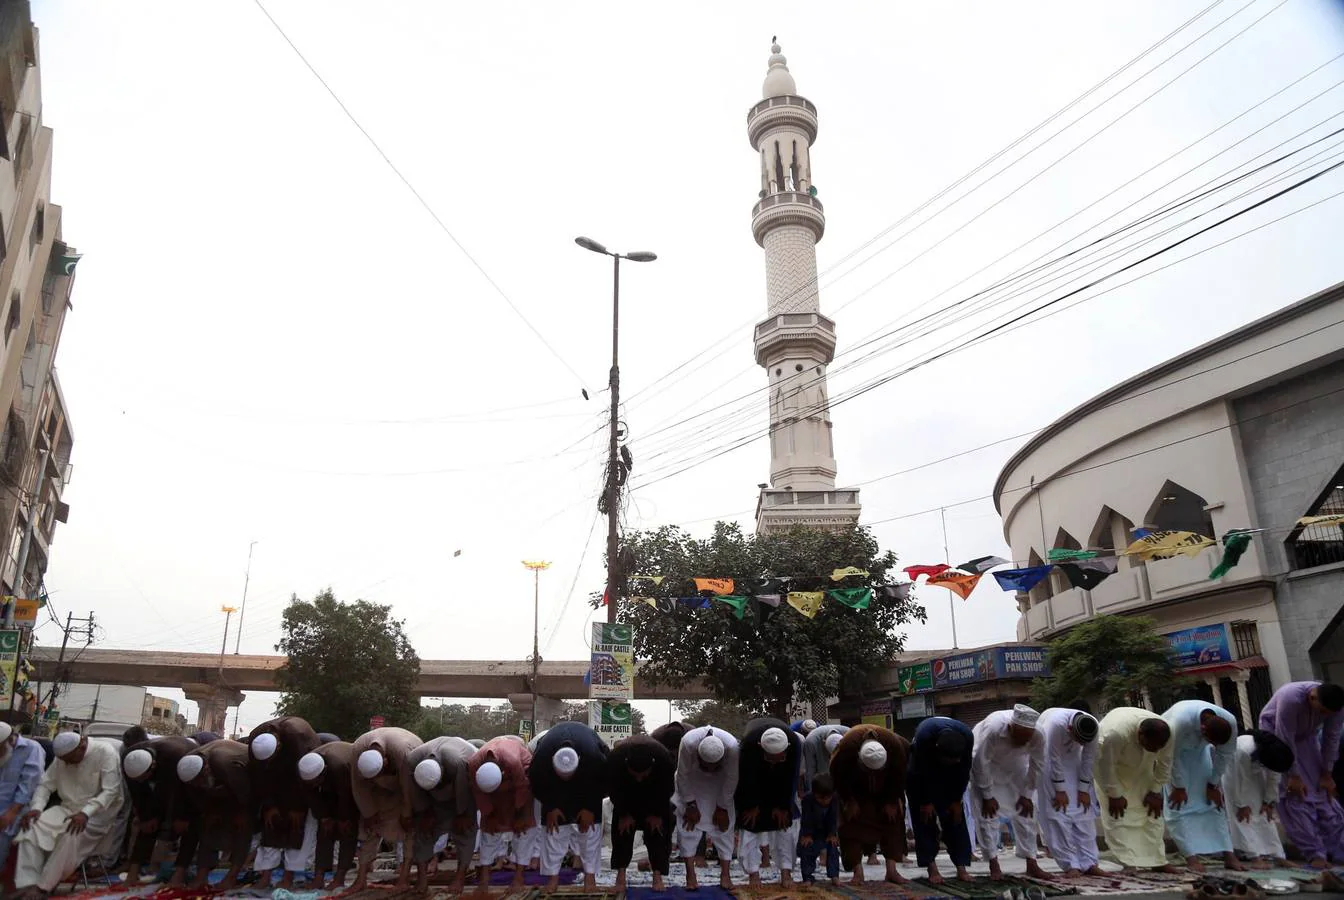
xmin=1164 ymin=624 xmax=1232 ymax=669
xmin=896 ymin=662 xmax=934 ymax=694
xmin=931 ymin=650 xmax=996 ymax=687
xmin=589 ymin=623 xmax=634 ymax=699
xmin=995 ymin=646 xmax=1049 ymax=678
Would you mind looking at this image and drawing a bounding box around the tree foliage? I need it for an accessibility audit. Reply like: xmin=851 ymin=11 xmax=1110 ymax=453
xmin=677 ymin=699 xmax=759 ymax=736
xmin=1031 ymin=615 xmax=1185 ymax=714
xmin=275 ymin=589 xmax=421 ymax=738
xmin=600 ymin=523 xmax=923 ymax=719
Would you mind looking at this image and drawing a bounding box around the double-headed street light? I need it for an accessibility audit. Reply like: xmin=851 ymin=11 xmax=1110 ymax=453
xmin=574 ymin=236 xmax=657 ymax=624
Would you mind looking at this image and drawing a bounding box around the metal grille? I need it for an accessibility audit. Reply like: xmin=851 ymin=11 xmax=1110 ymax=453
xmin=1287 ymin=477 xmax=1344 ymax=569
xmin=1232 ymin=621 xmax=1261 ymax=658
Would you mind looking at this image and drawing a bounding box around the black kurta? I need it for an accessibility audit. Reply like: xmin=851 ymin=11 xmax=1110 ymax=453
xmin=528 ymin=721 xmax=608 ymax=822
xmin=248 ymin=715 xmax=320 ymax=849
xmin=181 ymin=740 xmax=256 ymax=867
xmin=124 ymin=736 xmax=199 ymax=867
xmin=734 ymin=717 xmax=802 ymax=833
xmin=299 ymin=740 xmax=358 ymax=877
xmin=606 ymin=735 xmax=675 ymax=873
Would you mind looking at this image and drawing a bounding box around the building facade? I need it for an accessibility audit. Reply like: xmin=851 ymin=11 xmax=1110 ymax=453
xmin=993 ymin=279 xmax=1344 ymax=726
xmin=0 ymin=2 xmax=76 ymax=598
xmin=749 ymin=43 xmax=861 ymax=534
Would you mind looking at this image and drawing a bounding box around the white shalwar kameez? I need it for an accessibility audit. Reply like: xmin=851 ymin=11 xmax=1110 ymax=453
xmin=971 ymin=710 xmax=1045 ymax=862
xmin=1035 ymin=708 xmax=1099 ymax=872
xmin=1222 ymin=734 xmax=1284 ymax=859
xmin=673 ymin=727 xmax=739 ymax=859
xmin=15 ymin=740 xmax=125 ymax=891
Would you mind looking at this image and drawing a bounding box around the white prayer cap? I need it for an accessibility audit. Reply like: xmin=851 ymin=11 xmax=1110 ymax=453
xmin=1011 ymin=704 xmax=1040 ymax=729
xmin=251 ymin=732 xmax=279 ymax=761
xmin=802 ymin=719 xmax=818 ymax=733
xmin=124 ymin=748 xmax=154 ymax=779
xmin=357 ymin=749 xmax=384 ymax=779
xmin=698 ymin=734 xmax=725 ymax=764
xmin=761 ymin=727 xmax=789 ymax=755
xmin=298 ymin=752 xmax=326 ymax=782
xmin=475 ymin=761 xmax=503 ymax=793
xmin=0 ymin=721 xmax=12 ymax=743
xmin=859 ymin=740 xmax=888 ymax=771
xmin=552 ymin=747 xmax=580 ymax=777
xmin=53 ymin=731 xmax=81 ymax=757
xmin=414 ymin=759 xmax=443 ymax=791
xmin=177 ymin=754 xmax=205 ymax=783
xmin=824 ymin=732 xmax=844 ymax=754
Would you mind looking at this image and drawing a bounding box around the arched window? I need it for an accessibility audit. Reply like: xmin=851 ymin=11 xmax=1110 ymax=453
xmin=1050 ymin=528 xmax=1082 ymax=594
xmin=1147 ymin=481 xmax=1214 ymax=537
xmin=1027 ymin=549 xmax=1052 ymax=606
xmin=1090 ymin=505 xmax=1139 ymax=568
xmin=1286 ymin=463 xmax=1344 ymax=569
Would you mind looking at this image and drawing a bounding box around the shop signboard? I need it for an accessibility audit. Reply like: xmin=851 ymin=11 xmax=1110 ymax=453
xmin=588 ymin=700 xmax=633 ymax=746
xmin=994 ymin=646 xmax=1049 ymax=678
xmin=896 ymin=694 xmax=934 ymax=720
xmin=931 ymin=649 xmax=996 ymax=687
xmin=896 ymin=662 xmax=934 ymax=694
xmin=1164 ymin=624 xmax=1232 ymax=669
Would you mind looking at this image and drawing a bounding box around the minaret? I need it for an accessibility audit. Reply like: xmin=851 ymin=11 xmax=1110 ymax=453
xmin=750 ymin=40 xmax=861 ymax=534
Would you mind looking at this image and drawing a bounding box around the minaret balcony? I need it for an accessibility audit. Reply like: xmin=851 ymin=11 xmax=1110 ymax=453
xmin=752 ymin=192 xmax=825 ymax=246
xmin=754 ymin=311 xmax=837 ymax=366
xmin=747 ymin=95 xmax=819 ymax=147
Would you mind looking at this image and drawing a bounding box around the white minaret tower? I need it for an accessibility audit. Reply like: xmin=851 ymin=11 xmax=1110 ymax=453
xmin=750 ymin=40 xmax=861 ymax=534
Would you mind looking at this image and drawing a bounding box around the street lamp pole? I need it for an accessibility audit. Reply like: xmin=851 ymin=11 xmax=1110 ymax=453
xmin=234 ymin=540 xmax=257 ymax=654
xmin=522 ymin=560 xmax=551 ymax=736
xmin=219 ymin=606 xmax=237 ymax=673
xmin=575 ymin=237 xmax=657 ymax=625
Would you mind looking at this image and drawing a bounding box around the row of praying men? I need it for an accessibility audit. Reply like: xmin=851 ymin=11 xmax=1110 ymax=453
xmin=0 ymin=679 xmax=1337 ymax=897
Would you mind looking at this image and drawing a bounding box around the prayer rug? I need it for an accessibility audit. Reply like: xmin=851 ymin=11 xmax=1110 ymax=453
xmin=830 ymin=881 xmax=957 ymax=899
xmin=911 ymin=875 xmax=1074 ymax=899
xmin=730 ymin=884 xmax=845 ymax=899
xmin=624 ymin=889 xmax=735 ymax=900
xmin=460 ymin=868 xmax=579 ymax=886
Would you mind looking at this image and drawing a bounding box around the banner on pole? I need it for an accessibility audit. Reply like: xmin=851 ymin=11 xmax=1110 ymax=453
xmin=0 ymin=630 xmax=19 ymax=707
xmin=589 ymin=623 xmax=634 ymax=699
xmin=588 ymin=700 xmax=632 ymax=747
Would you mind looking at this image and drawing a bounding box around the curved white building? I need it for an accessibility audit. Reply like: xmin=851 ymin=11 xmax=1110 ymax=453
xmin=994 ymin=280 xmax=1344 ymax=725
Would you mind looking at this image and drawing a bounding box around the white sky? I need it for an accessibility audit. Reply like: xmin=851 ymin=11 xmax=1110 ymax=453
xmin=28 ymin=0 xmax=1344 ymax=733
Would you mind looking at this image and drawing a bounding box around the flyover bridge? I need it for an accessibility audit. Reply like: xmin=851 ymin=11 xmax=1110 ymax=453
xmin=29 ymin=648 xmax=709 ymax=733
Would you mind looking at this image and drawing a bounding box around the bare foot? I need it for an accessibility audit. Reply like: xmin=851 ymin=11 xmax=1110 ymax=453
xmin=989 ymin=859 xmax=1005 ymax=881
xmin=685 ymin=863 xmax=699 ymax=892
xmin=332 ymin=870 xmax=350 ymax=889
xmin=1249 ymin=859 xmax=1272 ymax=870
xmin=1064 ymin=869 xmax=1083 ymax=879
xmin=653 ymin=873 xmax=666 ymax=892
xmin=1155 ymin=864 xmax=1183 ymax=874
xmin=511 ymin=868 xmax=526 ymax=890
xmin=219 ymin=874 xmax=240 ymax=891
xmin=351 ymin=877 xmax=369 ymax=892
xmin=1308 ymin=857 xmax=1330 ymax=870
xmin=278 ymin=871 xmax=295 ymax=889
xmin=583 ymin=873 xmax=597 ymax=891
xmin=1026 ymin=859 xmax=1052 ymax=880
xmin=168 ymin=869 xmax=187 ymax=888
xmin=1187 ymin=857 xmax=1207 ymax=873
xmin=1084 ymin=866 xmax=1106 ymax=876
xmin=719 ymin=864 xmax=733 ymax=890
xmin=543 ymin=874 xmax=559 ymax=894
xmin=748 ymin=872 xmax=762 ymax=888
xmin=1224 ymin=854 xmax=1246 ymax=872
xmin=255 ymin=872 xmax=273 ymax=889
xmin=416 ymin=870 xmax=429 ymax=893
xmin=868 ymin=853 xmax=881 ymax=866
xmin=852 ymin=867 xmax=867 ymax=885
xmin=956 ymin=866 xmax=973 ymax=883
xmin=615 ymin=870 xmax=627 ymax=892
xmin=927 ymin=865 xmax=945 ymax=885
xmin=779 ymin=871 xmax=794 ymax=887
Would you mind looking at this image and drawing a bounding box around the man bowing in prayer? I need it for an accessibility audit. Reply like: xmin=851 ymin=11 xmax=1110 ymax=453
xmin=529 ymin=722 xmax=607 ymax=893
xmin=1160 ymin=699 xmax=1240 ymax=872
xmin=469 ymin=734 xmax=534 ymax=895
xmin=673 ymin=725 xmax=738 ymax=891
xmin=0 ymin=722 xmax=43 ymax=879
xmin=829 ymin=723 xmax=908 ymax=886
xmin=177 ymin=738 xmax=254 ymax=891
xmin=248 ymin=716 xmax=321 ymax=889
xmin=1097 ymin=708 xmax=1176 ymax=872
xmin=1036 ymin=708 xmax=1102 ymax=877
xmin=1257 ymin=680 xmax=1344 ymax=868
xmin=15 ymin=732 xmax=124 ymax=898
xmin=802 ymin=724 xmax=848 ymax=794
xmin=122 ymin=735 xmax=198 ymax=887
xmin=736 ymin=719 xmax=802 ymax=889
xmin=970 ymin=704 xmax=1050 ymax=880
xmin=607 ymin=733 xmax=675 ymax=894
xmin=404 ymin=735 xmax=478 ymax=893
xmin=906 ymin=716 xmax=974 ymax=884
xmin=1223 ymin=730 xmax=1294 ymax=868
xmin=297 ymin=740 xmax=359 ymax=890
xmin=351 ymin=726 xmax=424 ymax=890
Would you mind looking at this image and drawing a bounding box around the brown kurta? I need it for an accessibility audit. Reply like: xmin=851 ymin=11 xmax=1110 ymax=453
xmin=180 ymin=740 xmax=255 ymax=863
xmin=249 ymin=716 xmax=321 ymax=849
xmin=829 ymin=724 xmax=909 ymax=869
xmin=350 ymin=727 xmax=422 ymax=842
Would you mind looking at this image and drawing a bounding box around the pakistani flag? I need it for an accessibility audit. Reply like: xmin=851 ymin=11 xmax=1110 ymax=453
xmin=714 ymin=595 xmax=749 ymax=620
xmin=828 ymin=587 xmax=873 ymax=610
xmin=1057 ymin=557 xmax=1118 ymax=590
xmin=55 ymin=251 xmax=82 ymax=276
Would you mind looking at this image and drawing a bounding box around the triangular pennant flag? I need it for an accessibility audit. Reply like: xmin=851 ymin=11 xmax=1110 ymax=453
xmin=714 ymin=595 xmax=749 ymax=620
xmin=693 ymin=578 xmax=734 ymax=595
xmin=903 ymin=564 xmax=950 ymax=580
xmin=992 ymin=566 xmax=1053 ymax=593
xmin=1047 ymin=548 xmax=1097 ymax=562
xmin=755 ymin=594 xmax=782 ymax=607
xmin=924 ymin=571 xmax=982 ymax=600
xmin=1209 ymin=529 xmax=1253 ymax=580
xmin=878 ymin=583 xmax=912 ymax=601
xmin=827 ymin=587 xmax=872 ymax=610
xmin=634 ymin=596 xmax=658 ymax=609
xmin=786 ymin=591 xmax=825 ymax=619
xmin=1057 ymin=557 xmax=1118 ymax=590
xmin=1123 ymin=530 xmax=1215 ymax=561
xmin=1296 ymin=513 xmax=1344 ymax=529
xmin=756 ymin=577 xmax=786 ymax=595
xmin=676 ymin=596 xmax=712 ymax=609
xmin=1131 ymin=527 xmax=1153 ymax=538
xmin=957 ymin=555 xmax=1009 ymax=574
xmin=830 ymin=566 xmax=870 ymax=581
xmin=632 ymin=574 xmax=665 ymax=586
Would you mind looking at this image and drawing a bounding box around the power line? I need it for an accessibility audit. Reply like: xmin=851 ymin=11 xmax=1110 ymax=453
xmin=250 ymin=0 xmax=589 ymax=392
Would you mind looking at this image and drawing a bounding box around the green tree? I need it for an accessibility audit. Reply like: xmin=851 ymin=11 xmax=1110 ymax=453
xmin=275 ymin=589 xmax=421 ymax=739
xmin=677 ymin=699 xmax=759 ymax=736
xmin=597 ymin=523 xmax=923 ymax=719
xmin=1031 ymin=615 xmax=1185 ymax=714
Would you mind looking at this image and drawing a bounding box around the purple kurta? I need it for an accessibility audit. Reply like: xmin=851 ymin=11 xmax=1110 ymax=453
xmin=1257 ymin=681 xmax=1344 ymax=862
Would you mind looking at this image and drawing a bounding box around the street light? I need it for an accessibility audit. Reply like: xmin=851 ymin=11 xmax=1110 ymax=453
xmin=574 ymin=236 xmax=657 ymax=625
xmin=522 ymin=560 xmax=551 ymax=738
xmin=218 ymin=606 xmax=238 ymax=671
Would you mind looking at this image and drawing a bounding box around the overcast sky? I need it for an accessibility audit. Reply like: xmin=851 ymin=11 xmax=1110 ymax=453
xmin=29 ymin=0 xmax=1344 ymax=733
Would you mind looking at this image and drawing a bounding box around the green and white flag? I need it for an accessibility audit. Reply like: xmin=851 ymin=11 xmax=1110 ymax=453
xmin=55 ymin=252 xmax=82 ymax=276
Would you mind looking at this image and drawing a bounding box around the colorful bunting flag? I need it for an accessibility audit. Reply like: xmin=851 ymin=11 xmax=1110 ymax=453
xmin=1131 ymin=527 xmax=1153 ymax=538
xmin=1057 ymin=557 xmax=1118 ymax=590
xmin=755 ymin=594 xmax=782 ymax=607
xmin=714 ymin=595 xmax=749 ymax=620
xmin=693 ymin=578 xmax=734 ymax=595
xmin=827 ymin=587 xmax=872 ymax=610
xmin=992 ymin=566 xmax=1053 ymax=593
xmin=1296 ymin=513 xmax=1344 ymax=529
xmin=924 ymin=571 xmax=982 ymax=600
xmin=830 ymin=566 xmax=870 ymax=581
xmin=1209 ymin=529 xmax=1253 ymax=580
xmin=632 ymin=574 xmax=665 ymax=586
xmin=903 ymin=564 xmax=950 ymax=580
xmin=1047 ymin=548 xmax=1098 ymax=562
xmin=878 ymin=583 xmax=912 ymax=601
xmin=1123 ymin=530 xmax=1215 ymax=561
xmin=55 ymin=251 xmax=82 ymax=276
xmin=786 ymin=591 xmax=825 ymax=618
xmin=958 ymin=555 xmax=1009 ymax=574
xmin=676 ymin=596 xmax=712 ymax=609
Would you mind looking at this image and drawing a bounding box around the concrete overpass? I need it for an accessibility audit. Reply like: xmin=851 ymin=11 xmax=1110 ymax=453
xmin=29 ymin=648 xmax=709 ymax=733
